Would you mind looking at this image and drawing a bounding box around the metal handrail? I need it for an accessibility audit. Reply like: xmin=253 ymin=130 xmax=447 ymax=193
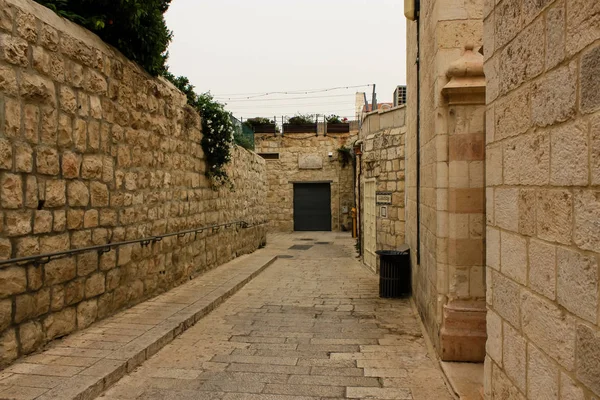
xmin=0 ymin=220 xmax=267 ymax=268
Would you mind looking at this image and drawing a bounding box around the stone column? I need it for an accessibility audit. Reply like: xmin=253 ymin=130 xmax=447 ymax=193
xmin=439 ymin=44 xmax=487 ymax=362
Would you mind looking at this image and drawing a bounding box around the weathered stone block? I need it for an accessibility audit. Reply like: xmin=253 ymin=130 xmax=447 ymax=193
xmin=83 ymin=209 xmax=98 ymax=228
xmin=40 ymin=106 xmax=57 ymax=144
xmin=532 ymin=62 xmax=577 ymax=127
xmin=500 ymin=19 xmax=544 ymax=94
xmin=44 ymin=179 xmax=66 ymax=207
xmin=39 ymin=232 xmax=69 ymax=254
xmin=557 ymin=247 xmax=598 ymax=323
xmin=20 ymin=73 xmax=56 ymax=106
xmin=500 ymin=231 xmax=527 ymax=285
xmin=24 ymin=176 xmax=37 ymax=209
xmin=0 ymin=64 xmax=18 ymax=96
xmin=527 ymin=344 xmax=559 ymax=399
xmin=486 ymin=309 xmax=502 ymax=364
xmin=546 ymin=4 xmax=565 ymax=70
xmin=576 ymin=324 xmax=600 ymax=396
xmin=0 ymin=33 xmax=28 ymax=66
xmin=65 ymin=278 xmax=84 ymax=305
xmin=581 ymin=45 xmax=600 ymax=114
xmin=57 ymin=113 xmax=73 ymax=147
xmin=77 ymin=299 xmax=97 ymax=329
xmin=15 ymin=142 xmax=33 ymax=172
xmin=574 ymin=189 xmax=600 ymax=251
xmin=44 ymin=258 xmax=76 ymax=285
xmin=0 ymin=138 xmax=12 ymax=169
xmin=15 ymin=236 xmax=38 ymax=257
xmin=492 ymin=271 xmax=520 ymax=328
xmin=5 ymin=210 xmax=32 ymax=236
xmin=492 ymin=361 xmax=526 ymax=400
xmin=0 ymin=266 xmax=27 ymax=298
xmin=90 ymin=181 xmax=109 ymax=207
xmin=82 ymin=155 xmax=103 ymax=180
xmin=18 ymin=320 xmax=43 ymax=354
xmin=536 ymin=189 xmax=572 ymax=245
xmin=43 ymin=307 xmax=76 ymax=340
xmin=566 ymin=0 xmax=600 ymax=57
xmin=1 ymin=173 xmax=23 ymax=209
xmin=14 ymin=288 xmax=50 ymax=323
xmin=495 ymin=0 xmax=522 ymax=49
xmin=67 ymin=180 xmax=89 ymax=207
xmin=36 ymin=147 xmax=60 ymax=175
xmin=4 ymin=97 xmax=20 ymax=137
xmin=494 ymin=188 xmax=519 ymax=232
xmin=40 ymin=23 xmax=59 ymax=50
xmin=528 ymin=239 xmax=556 ymax=300
xmin=521 ymin=290 xmax=576 ymax=370
xmin=27 ymin=265 xmax=42 ymax=291
xmin=53 ymin=210 xmax=66 ymax=231
xmin=486 ymin=227 xmax=500 ymax=271
xmin=0 ymin=329 xmax=18 ymax=366
xmin=23 ymin=104 xmax=39 ymax=144
xmin=33 ymin=210 xmax=52 ymax=234
xmin=0 ymin=238 xmax=10 ymax=260
xmin=61 ymin=151 xmax=81 ymax=179
xmin=85 ymin=272 xmax=105 ymax=298
xmin=0 ymin=299 xmax=12 ymax=331
xmin=503 ymin=322 xmax=526 ymax=393
xmin=50 ymin=285 xmax=64 ymax=311
xmin=77 ymin=252 xmax=98 ymax=277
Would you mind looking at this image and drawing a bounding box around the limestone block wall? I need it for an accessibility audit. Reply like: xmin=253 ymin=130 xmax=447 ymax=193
xmin=255 ymin=131 xmax=356 ymax=232
xmin=358 ymin=107 xmax=406 ymax=255
xmin=0 ymin=0 xmax=267 ymax=366
xmin=485 ymin=0 xmax=600 ymax=398
xmin=406 ymin=0 xmax=484 ymax=352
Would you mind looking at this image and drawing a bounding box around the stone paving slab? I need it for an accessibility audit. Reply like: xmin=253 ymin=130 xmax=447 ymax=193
xmin=0 ymin=252 xmax=277 ymax=400
xmin=96 ymin=232 xmax=454 ymax=400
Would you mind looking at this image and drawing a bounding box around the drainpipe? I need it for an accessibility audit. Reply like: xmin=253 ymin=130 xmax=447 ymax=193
xmin=415 ymin=0 xmax=421 ymax=265
xmin=354 ymin=141 xmax=363 ymax=256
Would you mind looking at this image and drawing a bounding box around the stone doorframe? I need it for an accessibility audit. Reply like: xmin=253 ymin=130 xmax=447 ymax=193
xmin=363 ymin=178 xmax=377 ymax=272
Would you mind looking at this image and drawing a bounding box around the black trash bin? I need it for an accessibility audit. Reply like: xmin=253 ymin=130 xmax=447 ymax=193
xmin=376 ymin=244 xmax=411 ymax=298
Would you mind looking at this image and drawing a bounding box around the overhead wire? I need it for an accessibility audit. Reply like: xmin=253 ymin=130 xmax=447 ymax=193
xmin=213 ymin=84 xmax=373 ymax=100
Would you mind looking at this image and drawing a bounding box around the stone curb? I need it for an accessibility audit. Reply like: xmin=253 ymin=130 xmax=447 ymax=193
xmin=5 ymin=254 xmax=277 ymax=400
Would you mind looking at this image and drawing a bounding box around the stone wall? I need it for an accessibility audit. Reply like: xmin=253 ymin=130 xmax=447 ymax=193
xmin=0 ymin=0 xmax=267 ymax=366
xmin=357 ymin=106 xmax=406 ymax=272
xmin=406 ymin=0 xmax=484 ymax=355
xmin=485 ymin=0 xmax=600 ymax=398
xmin=255 ymin=129 xmax=356 ymax=232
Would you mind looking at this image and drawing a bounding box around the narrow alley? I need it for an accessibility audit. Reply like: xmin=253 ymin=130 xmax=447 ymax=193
xmin=98 ymin=233 xmax=453 ymax=400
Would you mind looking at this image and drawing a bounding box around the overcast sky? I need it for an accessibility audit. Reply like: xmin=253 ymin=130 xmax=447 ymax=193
xmin=164 ymin=0 xmax=407 ymax=121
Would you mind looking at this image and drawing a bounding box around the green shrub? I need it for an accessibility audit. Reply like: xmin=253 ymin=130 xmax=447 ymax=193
xmin=243 ymin=117 xmax=274 ymax=128
xmin=288 ymin=114 xmax=315 ymax=124
xmin=165 ymin=74 xmax=235 ymax=186
xmin=35 ymin=0 xmax=172 ymax=76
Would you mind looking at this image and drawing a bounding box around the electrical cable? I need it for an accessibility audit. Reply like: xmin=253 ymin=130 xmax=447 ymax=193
xmin=213 ymin=84 xmax=373 ymax=100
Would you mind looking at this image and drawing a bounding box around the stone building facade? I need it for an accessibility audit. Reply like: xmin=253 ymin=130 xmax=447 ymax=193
xmin=406 ymin=0 xmax=486 ymax=361
xmin=484 ymin=0 xmax=600 ymax=398
xmin=255 ymin=127 xmax=356 ymax=232
xmin=356 ymin=106 xmax=406 ymax=273
xmin=0 ymin=0 xmax=267 ymax=366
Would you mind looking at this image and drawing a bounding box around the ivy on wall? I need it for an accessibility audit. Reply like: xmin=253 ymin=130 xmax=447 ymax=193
xmin=165 ymin=74 xmax=235 ymax=187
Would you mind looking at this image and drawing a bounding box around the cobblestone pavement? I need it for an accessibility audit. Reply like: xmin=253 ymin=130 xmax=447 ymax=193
xmin=98 ymin=233 xmax=454 ymax=400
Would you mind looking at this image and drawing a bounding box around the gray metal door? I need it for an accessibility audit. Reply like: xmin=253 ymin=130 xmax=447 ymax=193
xmin=293 ymin=183 xmax=332 ymax=231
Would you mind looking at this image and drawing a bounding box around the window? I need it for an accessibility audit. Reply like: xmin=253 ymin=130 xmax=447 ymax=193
xmin=258 ymin=153 xmax=280 ymax=160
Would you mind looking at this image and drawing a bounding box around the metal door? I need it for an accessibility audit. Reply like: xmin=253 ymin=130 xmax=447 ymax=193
xmin=293 ymin=183 xmax=332 ymax=231
xmin=364 ymin=179 xmax=377 ymax=271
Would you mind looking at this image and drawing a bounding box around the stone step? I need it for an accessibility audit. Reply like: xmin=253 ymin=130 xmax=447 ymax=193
xmin=0 ymin=252 xmax=277 ymax=400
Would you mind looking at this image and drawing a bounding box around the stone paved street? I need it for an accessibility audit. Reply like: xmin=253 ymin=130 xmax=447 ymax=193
xmin=98 ymin=233 xmax=454 ymax=400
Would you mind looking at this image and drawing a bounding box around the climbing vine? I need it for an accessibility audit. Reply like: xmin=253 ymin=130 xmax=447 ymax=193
xmin=165 ymin=74 xmax=235 ymax=187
